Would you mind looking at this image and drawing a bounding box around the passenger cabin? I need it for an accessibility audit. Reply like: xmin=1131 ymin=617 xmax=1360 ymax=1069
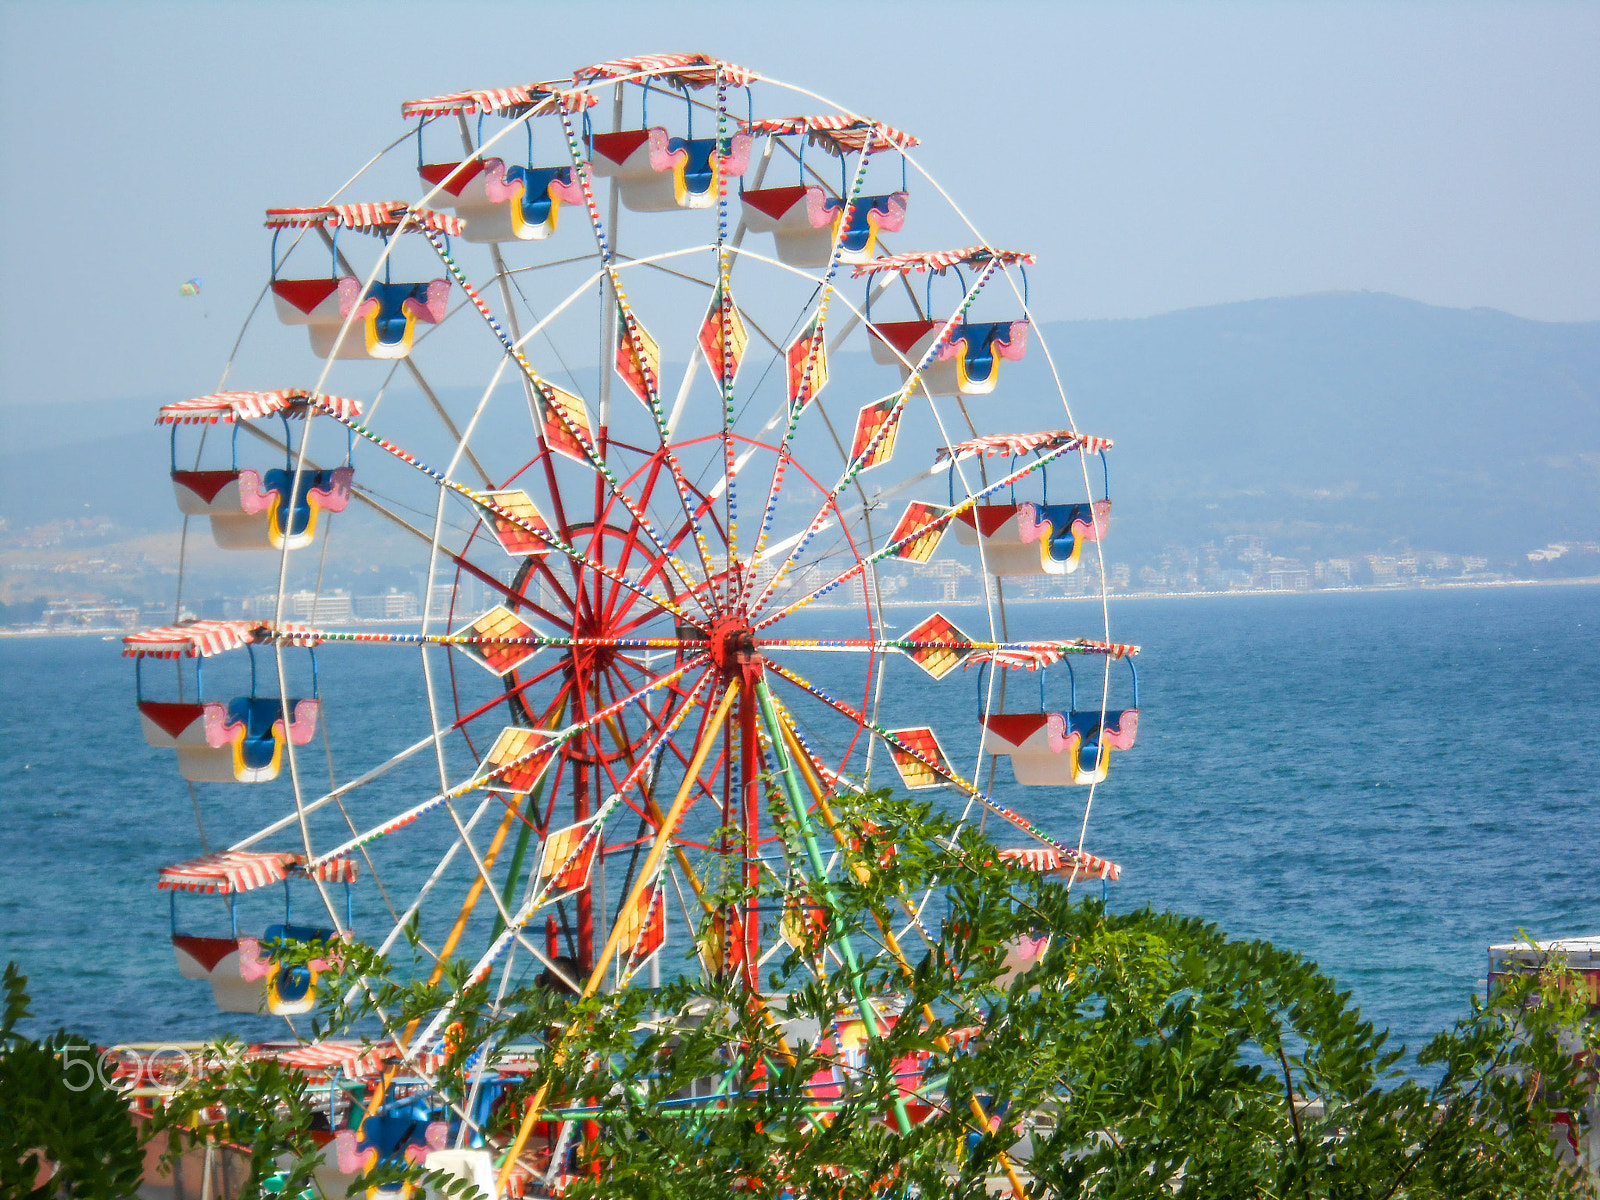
xmin=159 ymin=390 xmax=360 ymax=551
xmin=741 ymin=117 xmax=916 ymax=267
xmin=265 ymin=203 xmax=458 ymax=360
xmin=938 ymin=431 xmax=1114 ymax=577
xmin=590 ymin=126 xmax=751 ymax=211
xmin=563 ymin=54 xmax=758 ymax=212
xmin=334 ymin=1094 xmax=446 ymax=1182
xmin=979 ymin=656 xmax=1139 ymax=786
xmin=858 ymin=248 xmax=1035 ymax=396
xmin=998 ymin=845 xmax=1121 ymax=902
xmin=869 ymin=317 xmax=1029 ymax=397
xmin=402 ymin=80 xmax=598 ymax=243
xmin=160 ymin=849 xmax=355 ymax=1014
xmin=419 ymin=158 xmax=584 ymax=242
xmin=126 ymin=620 xmax=322 ymax=784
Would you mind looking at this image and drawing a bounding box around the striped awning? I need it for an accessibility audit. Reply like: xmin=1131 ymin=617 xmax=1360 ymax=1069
xmin=746 ymin=116 xmax=918 ymax=155
xmin=573 ymin=53 xmax=758 ymax=90
xmin=851 ymin=247 xmax=1036 ymax=278
xmin=246 ymin=1039 xmax=393 ymax=1078
xmin=158 ymin=850 xmax=358 ymax=894
xmin=401 ymin=82 xmax=595 ymax=119
xmin=966 ymin=647 xmax=1065 ymax=671
xmin=935 ymin=430 xmax=1113 ymax=462
xmin=999 ymin=846 xmax=1121 ymax=882
xmin=122 ymin=620 xmax=323 ymax=658
xmin=263 ymin=203 xmax=462 ymax=237
xmin=967 ymin=639 xmax=1139 ymax=663
xmin=156 ymin=389 xmax=363 ymax=425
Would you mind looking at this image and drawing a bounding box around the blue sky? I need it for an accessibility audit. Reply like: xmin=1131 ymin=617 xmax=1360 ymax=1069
xmin=1 ymin=0 xmax=1595 ymax=409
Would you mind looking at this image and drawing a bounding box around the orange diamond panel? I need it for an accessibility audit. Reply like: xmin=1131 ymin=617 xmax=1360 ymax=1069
xmin=620 ymin=880 xmax=667 ymax=977
xmin=903 ymin=611 xmax=973 ymax=680
xmin=697 ymin=284 xmax=748 ymax=383
xmin=541 ymin=383 xmax=592 ymax=463
xmin=785 ymin=313 xmax=828 ymax=410
xmin=539 ymin=816 xmax=601 ymax=896
xmin=481 ymin=726 xmax=553 ymax=793
xmin=889 ymin=501 xmax=949 ymax=563
xmin=479 ymin=489 xmax=552 ymax=557
xmin=849 ymin=397 xmax=900 ymax=473
xmin=458 ymin=606 xmax=541 ymax=675
xmin=887 ymin=726 xmax=953 ymax=790
xmin=614 ymin=306 xmax=661 ymax=408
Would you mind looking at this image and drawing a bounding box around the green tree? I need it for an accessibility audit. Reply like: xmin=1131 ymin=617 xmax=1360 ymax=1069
xmin=156 ymin=792 xmax=1597 ymax=1199
xmin=0 ymin=963 xmax=147 ymax=1199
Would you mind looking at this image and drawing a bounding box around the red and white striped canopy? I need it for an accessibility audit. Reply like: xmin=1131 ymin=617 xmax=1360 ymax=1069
xmin=574 ymin=53 xmax=758 ymax=90
xmin=158 ymin=850 xmax=358 ymax=894
xmin=156 ymin=390 xmax=363 ymax=426
xmin=746 ymin=116 xmax=918 ymax=155
xmin=122 ymin=620 xmax=323 ymax=658
xmin=999 ymin=846 xmax=1121 ymax=882
xmin=263 ymin=203 xmax=463 ymax=237
xmin=966 ymin=646 xmax=1066 ymax=671
xmin=936 ymin=430 xmax=1114 ymax=462
xmin=401 ymin=82 xmax=594 ymax=119
xmin=969 ymin=639 xmax=1139 ymax=664
xmin=851 ymin=247 xmax=1036 ymax=278
xmin=246 ymin=1039 xmax=393 ymax=1078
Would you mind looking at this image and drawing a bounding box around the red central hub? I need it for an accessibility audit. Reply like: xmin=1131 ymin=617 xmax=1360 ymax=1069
xmin=708 ymin=614 xmax=761 ymax=682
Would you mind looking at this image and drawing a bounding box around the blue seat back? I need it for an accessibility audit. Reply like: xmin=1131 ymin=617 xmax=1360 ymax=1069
xmin=955 ymin=321 xmax=1018 ymax=381
xmin=667 ymin=137 xmax=728 ymax=195
xmin=261 ymin=468 xmax=340 ymax=537
xmin=1029 ymin=502 xmax=1097 ymax=563
xmin=1065 ymin=709 xmax=1131 ymax=771
xmin=365 ymin=281 xmax=433 ymax=345
xmin=506 ymin=165 xmax=572 ymax=223
xmin=225 ymin=696 xmax=286 ymax=768
xmin=838 ymin=194 xmax=898 ymax=253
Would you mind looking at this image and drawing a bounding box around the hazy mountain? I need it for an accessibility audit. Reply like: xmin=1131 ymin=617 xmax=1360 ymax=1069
xmin=1044 ymin=293 xmax=1600 ymax=564
xmin=2 ymin=293 xmax=1595 ymax=576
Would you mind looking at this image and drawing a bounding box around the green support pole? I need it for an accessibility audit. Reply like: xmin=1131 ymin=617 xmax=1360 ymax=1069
xmin=752 ymin=675 xmax=913 ymax=1136
xmin=490 ymin=773 xmax=545 ymax=945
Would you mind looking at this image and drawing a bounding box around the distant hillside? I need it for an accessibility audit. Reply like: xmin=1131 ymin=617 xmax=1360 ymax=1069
xmin=1041 ymin=293 xmax=1600 ymax=563
xmin=2 ymin=293 xmax=1595 ymax=580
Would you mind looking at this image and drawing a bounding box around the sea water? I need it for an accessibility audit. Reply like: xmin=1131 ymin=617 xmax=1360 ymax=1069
xmin=1 ymin=584 xmax=1595 ymax=1071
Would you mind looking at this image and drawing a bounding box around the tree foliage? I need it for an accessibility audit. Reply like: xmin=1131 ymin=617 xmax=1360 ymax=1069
xmin=153 ymin=792 xmax=1597 ymax=1199
xmin=0 ymin=963 xmax=147 ymax=1199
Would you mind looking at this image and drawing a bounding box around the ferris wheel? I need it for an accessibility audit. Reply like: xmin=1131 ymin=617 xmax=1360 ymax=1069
xmin=124 ymin=52 xmax=1140 ymax=1188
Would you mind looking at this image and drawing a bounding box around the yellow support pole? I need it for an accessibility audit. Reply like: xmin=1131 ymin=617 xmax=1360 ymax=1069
xmin=774 ymin=708 xmax=1029 ymax=1200
xmin=495 ymin=678 xmax=742 ymax=1195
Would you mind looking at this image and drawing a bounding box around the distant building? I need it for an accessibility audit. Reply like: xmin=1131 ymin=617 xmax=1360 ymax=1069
xmin=354 ymin=589 xmax=420 ymax=621
xmin=1316 ymin=559 xmax=1353 ymax=584
xmin=42 ymin=598 xmax=140 ymax=630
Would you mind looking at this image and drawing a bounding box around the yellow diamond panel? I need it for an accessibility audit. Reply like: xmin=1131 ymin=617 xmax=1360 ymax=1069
xmin=478 ymin=489 xmax=552 ymax=557
xmin=889 ymin=501 xmax=949 ymax=563
xmin=479 ymin=725 xmax=554 ymax=793
xmin=903 ymin=611 xmax=973 ymax=680
xmin=615 ymin=305 xmax=661 ymax=408
xmin=456 ymin=606 xmax=541 ymax=676
xmin=850 ymin=396 xmax=900 ymax=473
xmin=887 ymin=726 xmax=954 ymax=790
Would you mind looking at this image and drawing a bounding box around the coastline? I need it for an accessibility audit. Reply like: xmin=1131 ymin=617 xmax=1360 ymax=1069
xmin=3 ymin=576 xmax=1595 ymax=638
